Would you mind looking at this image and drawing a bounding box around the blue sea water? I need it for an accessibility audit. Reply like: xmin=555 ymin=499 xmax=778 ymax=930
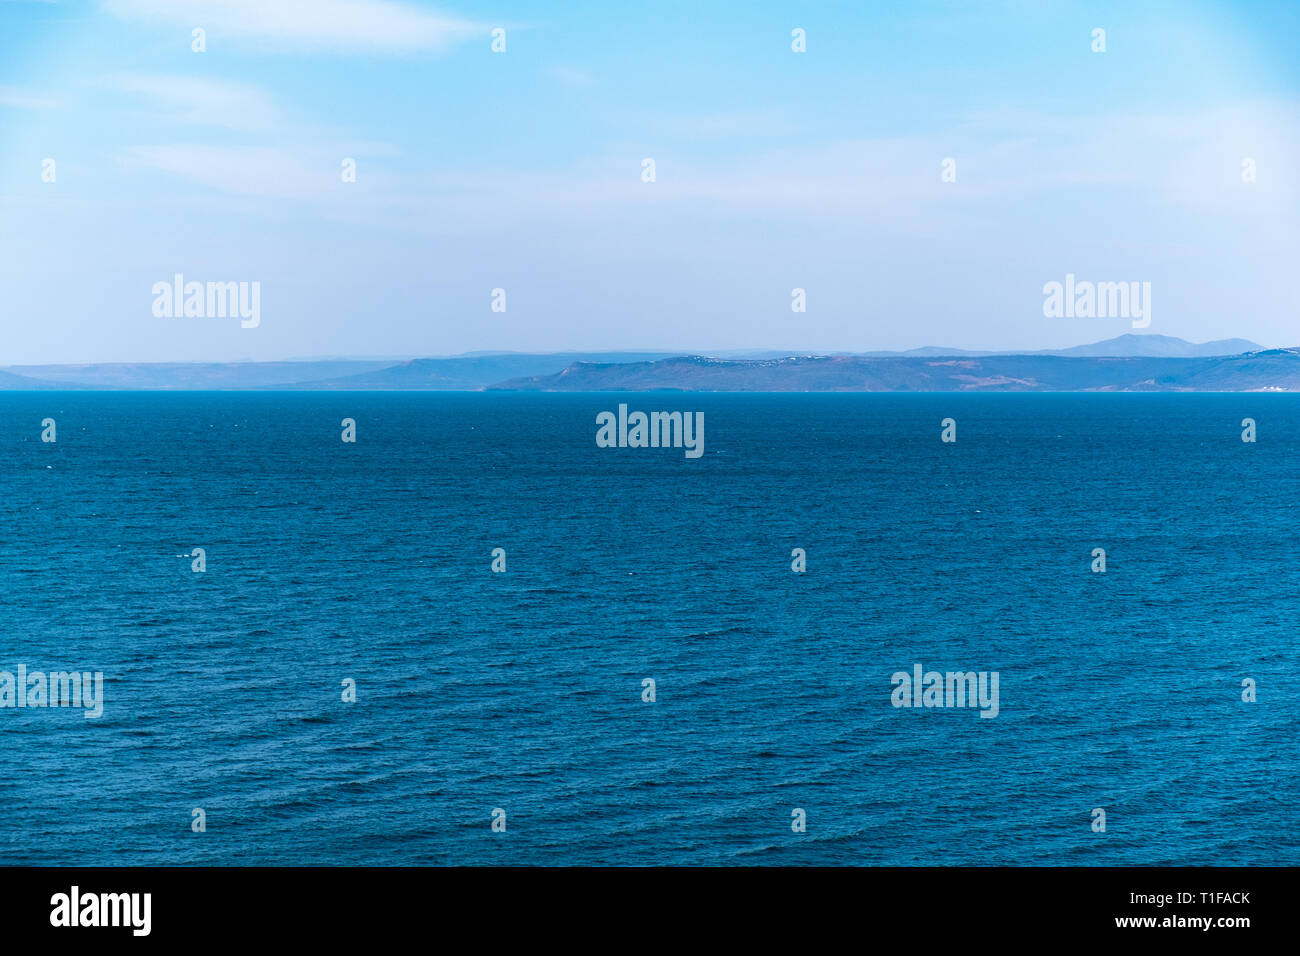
xmin=1 ymin=392 xmax=1297 ymax=866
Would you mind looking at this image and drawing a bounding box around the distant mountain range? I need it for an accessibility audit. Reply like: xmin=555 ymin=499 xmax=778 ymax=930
xmin=493 ymin=349 xmax=1300 ymax=392
xmin=4 ymin=335 xmax=1297 ymax=392
xmin=0 ymin=352 xmax=680 ymax=390
xmin=692 ymin=334 xmax=1263 ymax=360
xmin=857 ymin=334 xmax=1264 ymax=359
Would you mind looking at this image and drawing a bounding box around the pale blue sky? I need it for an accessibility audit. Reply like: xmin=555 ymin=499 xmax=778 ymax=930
xmin=1 ymin=0 xmax=1297 ymax=363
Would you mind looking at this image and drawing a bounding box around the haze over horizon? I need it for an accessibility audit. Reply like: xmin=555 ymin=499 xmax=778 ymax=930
xmin=2 ymin=0 xmax=1297 ymax=364
xmin=0 ymin=331 xmax=1280 ymax=367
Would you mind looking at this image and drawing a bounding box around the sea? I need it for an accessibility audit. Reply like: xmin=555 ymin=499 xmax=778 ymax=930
xmin=1 ymin=392 xmax=1297 ymax=865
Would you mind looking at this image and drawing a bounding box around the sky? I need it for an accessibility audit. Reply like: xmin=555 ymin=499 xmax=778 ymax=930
xmin=0 ymin=0 xmax=1297 ymax=364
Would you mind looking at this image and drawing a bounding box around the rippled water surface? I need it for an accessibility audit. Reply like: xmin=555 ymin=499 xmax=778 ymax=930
xmin=1 ymin=392 xmax=1297 ymax=865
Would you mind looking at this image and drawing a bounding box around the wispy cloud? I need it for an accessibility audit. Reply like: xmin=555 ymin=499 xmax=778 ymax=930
xmin=0 ymin=84 xmax=59 ymax=109
xmin=650 ymin=110 xmax=802 ymax=141
xmin=106 ymin=73 xmax=276 ymax=130
xmin=101 ymin=0 xmax=483 ymax=53
xmin=547 ymin=65 xmax=595 ymax=89
xmin=116 ymin=144 xmax=335 ymax=199
xmin=104 ymin=96 xmax=1298 ymax=244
